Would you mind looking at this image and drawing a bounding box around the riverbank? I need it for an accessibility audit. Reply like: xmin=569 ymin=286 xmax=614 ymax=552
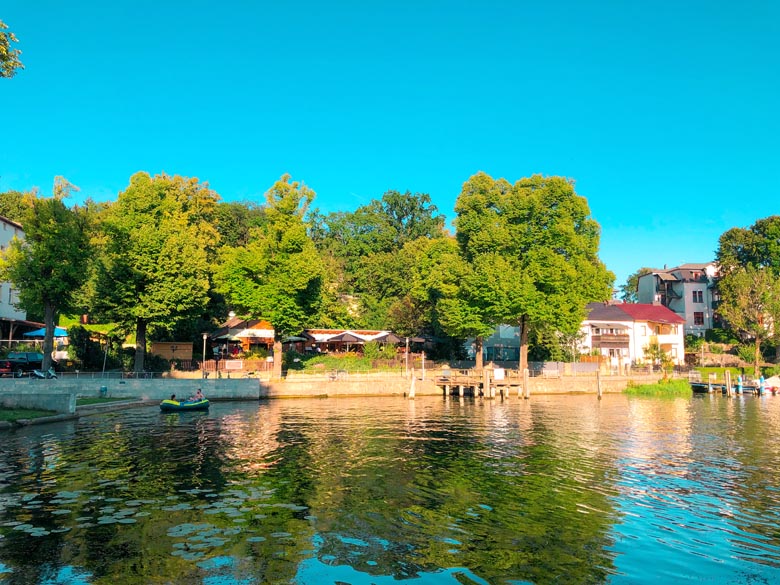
xmin=0 ymin=369 xmax=674 ymax=429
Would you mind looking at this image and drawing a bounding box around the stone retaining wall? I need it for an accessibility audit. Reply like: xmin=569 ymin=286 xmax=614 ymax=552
xmin=0 ymin=371 xmax=664 ymax=412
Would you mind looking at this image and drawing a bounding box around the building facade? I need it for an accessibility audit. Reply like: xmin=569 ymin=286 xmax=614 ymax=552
xmin=580 ymin=302 xmax=686 ymax=368
xmin=636 ymin=262 xmax=718 ymax=337
xmin=0 ymin=215 xmax=26 ymax=323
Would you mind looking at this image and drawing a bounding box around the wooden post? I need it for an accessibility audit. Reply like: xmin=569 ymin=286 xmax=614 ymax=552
xmin=408 ymin=368 xmax=416 ymax=399
xmin=597 ymin=370 xmax=602 ymax=400
xmin=725 ymin=370 xmax=732 ymax=397
xmin=482 ymin=368 xmax=491 ymax=399
xmin=523 ymin=368 xmax=530 ymax=399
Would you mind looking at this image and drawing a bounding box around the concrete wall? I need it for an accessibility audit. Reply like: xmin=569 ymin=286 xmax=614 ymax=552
xmin=0 ymin=391 xmax=75 ymax=414
xmin=0 ymin=377 xmax=262 ymax=402
xmin=0 ymin=370 xmax=656 ymax=410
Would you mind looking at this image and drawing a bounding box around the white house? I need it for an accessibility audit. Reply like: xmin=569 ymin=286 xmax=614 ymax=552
xmin=580 ymin=301 xmax=686 ymax=368
xmin=0 ymin=216 xmax=26 ymax=340
xmin=637 ymin=262 xmax=718 ymax=337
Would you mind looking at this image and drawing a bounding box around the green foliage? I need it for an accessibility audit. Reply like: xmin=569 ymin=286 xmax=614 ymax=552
xmin=0 ymin=193 xmax=92 ymax=369
xmin=451 ymin=172 xmax=614 ymax=370
xmin=685 ymin=334 xmax=705 ymax=350
xmin=716 ymin=265 xmax=780 ymax=377
xmin=704 ymin=328 xmax=740 ymax=344
xmin=0 ymin=19 xmax=24 ymax=78
xmin=363 ymin=341 xmax=381 ymax=360
xmin=294 ymin=353 xmax=401 ymax=372
xmin=624 ymin=379 xmax=692 ymax=397
xmin=91 ymin=172 xmax=218 ymax=371
xmin=619 ymin=267 xmax=653 ymax=303
xmin=0 ymin=190 xmax=30 ymax=222
xmin=67 ymin=326 xmax=106 ymax=370
xmin=214 ymin=175 xmax=324 ymax=378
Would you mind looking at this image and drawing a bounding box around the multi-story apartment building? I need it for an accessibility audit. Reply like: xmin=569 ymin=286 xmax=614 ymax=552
xmin=637 ymin=262 xmax=718 ymax=337
xmin=0 ymin=215 xmax=27 ymax=344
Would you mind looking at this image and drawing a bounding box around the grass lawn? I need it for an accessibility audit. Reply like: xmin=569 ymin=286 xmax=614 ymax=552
xmin=624 ymin=378 xmax=692 ymax=397
xmin=0 ymin=408 xmax=56 ymax=422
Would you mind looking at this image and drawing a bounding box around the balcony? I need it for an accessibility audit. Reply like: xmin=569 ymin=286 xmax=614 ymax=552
xmin=592 ymin=334 xmax=630 ymax=349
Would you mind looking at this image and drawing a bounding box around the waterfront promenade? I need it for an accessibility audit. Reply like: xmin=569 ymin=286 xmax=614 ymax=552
xmin=0 ymin=367 xmax=663 ymax=426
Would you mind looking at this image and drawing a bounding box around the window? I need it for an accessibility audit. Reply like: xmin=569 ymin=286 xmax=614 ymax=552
xmin=692 ymin=290 xmax=703 ymax=303
xmin=694 ymin=312 xmax=704 ymax=325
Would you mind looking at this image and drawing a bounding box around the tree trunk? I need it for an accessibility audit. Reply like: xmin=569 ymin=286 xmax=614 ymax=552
xmin=474 ymin=336 xmax=484 ymax=370
xmin=135 ymin=318 xmax=147 ymax=373
xmin=42 ymin=302 xmax=55 ymax=371
xmin=273 ymin=339 xmax=283 ymax=379
xmin=754 ymin=337 xmax=761 ymax=379
xmin=518 ymin=314 xmax=529 ymax=373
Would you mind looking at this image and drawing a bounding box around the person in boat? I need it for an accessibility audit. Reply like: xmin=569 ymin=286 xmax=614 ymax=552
xmin=186 ymin=388 xmax=204 ymax=402
xmin=736 ymin=374 xmax=743 ymax=394
xmin=170 ymin=394 xmax=177 ymax=401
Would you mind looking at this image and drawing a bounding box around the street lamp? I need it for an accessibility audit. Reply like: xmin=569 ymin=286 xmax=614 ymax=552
xmin=202 ymin=333 xmax=208 ymax=379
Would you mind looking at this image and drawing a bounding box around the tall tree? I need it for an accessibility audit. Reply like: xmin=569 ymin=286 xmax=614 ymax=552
xmin=717 ymin=216 xmax=780 ymax=360
xmin=619 ymin=267 xmax=653 ymax=303
xmin=0 ymin=19 xmax=23 ymax=78
xmin=0 ymin=185 xmax=91 ymax=370
xmin=454 ymin=172 xmax=614 ymax=371
xmin=214 ymin=175 xmax=324 ymax=379
xmin=717 ymin=265 xmax=780 ymax=377
xmin=92 ymin=172 xmax=218 ymax=372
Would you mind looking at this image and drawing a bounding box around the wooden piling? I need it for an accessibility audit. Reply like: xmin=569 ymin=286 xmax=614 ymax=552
xmin=725 ymin=370 xmax=732 ymax=396
xmin=597 ymin=370 xmax=602 ymax=400
xmin=482 ymin=369 xmax=491 ymax=399
xmin=523 ymin=368 xmax=530 ymax=399
xmin=408 ymin=369 xmax=416 ymax=399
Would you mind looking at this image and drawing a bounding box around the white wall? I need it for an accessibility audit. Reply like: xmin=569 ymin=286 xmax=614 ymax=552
xmin=0 ymin=218 xmax=26 ymax=321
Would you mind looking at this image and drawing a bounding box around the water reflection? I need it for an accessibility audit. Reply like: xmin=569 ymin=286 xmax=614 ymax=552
xmin=0 ymin=395 xmax=778 ymax=583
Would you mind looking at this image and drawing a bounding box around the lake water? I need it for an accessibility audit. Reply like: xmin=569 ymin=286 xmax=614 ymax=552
xmin=0 ymin=394 xmax=779 ymax=584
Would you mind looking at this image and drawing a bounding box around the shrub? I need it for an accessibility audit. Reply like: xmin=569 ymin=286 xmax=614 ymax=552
xmin=625 ymin=379 xmax=692 ymax=397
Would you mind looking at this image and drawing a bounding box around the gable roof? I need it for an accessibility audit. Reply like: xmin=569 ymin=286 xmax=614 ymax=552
xmin=585 ymin=302 xmax=684 ymax=325
xmin=618 ymin=303 xmax=685 ymax=324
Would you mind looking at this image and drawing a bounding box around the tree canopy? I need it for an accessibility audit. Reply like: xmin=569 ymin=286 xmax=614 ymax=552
xmin=619 ymin=267 xmax=653 ymax=303
xmin=214 ymin=175 xmax=324 ymax=378
xmin=0 ymin=19 xmax=23 ymax=78
xmin=91 ymin=172 xmax=219 ymax=372
xmin=452 ymin=172 xmax=614 ymax=370
xmin=0 ymin=193 xmax=91 ymax=369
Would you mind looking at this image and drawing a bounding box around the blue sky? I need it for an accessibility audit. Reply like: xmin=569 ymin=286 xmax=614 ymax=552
xmin=1 ymin=1 xmax=778 ymax=286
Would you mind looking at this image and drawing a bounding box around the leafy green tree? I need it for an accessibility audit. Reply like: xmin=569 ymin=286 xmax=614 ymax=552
xmin=717 ymin=265 xmax=780 ymax=377
xmin=0 ymin=190 xmax=32 ymax=222
xmin=92 ymin=172 xmax=219 ymax=372
xmin=310 ymin=190 xmax=446 ymax=328
xmin=0 ymin=19 xmax=23 ymax=78
xmin=214 ymin=175 xmax=324 ymax=379
xmin=717 ymin=216 xmax=780 ymax=361
xmin=214 ymin=200 xmax=266 ymax=247
xmin=0 ymin=184 xmax=91 ymax=370
xmin=454 ymin=172 xmax=614 ymax=372
xmin=619 ymin=267 xmax=653 ymax=303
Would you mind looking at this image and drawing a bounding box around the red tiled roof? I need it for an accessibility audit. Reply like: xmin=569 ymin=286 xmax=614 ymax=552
xmin=617 ymin=303 xmax=685 ymax=324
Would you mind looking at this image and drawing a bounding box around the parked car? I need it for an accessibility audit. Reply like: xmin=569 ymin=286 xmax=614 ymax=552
xmin=0 ymin=352 xmax=48 ymax=378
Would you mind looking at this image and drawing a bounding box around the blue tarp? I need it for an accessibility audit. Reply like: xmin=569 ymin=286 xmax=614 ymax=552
xmin=23 ymin=327 xmax=68 ymax=337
